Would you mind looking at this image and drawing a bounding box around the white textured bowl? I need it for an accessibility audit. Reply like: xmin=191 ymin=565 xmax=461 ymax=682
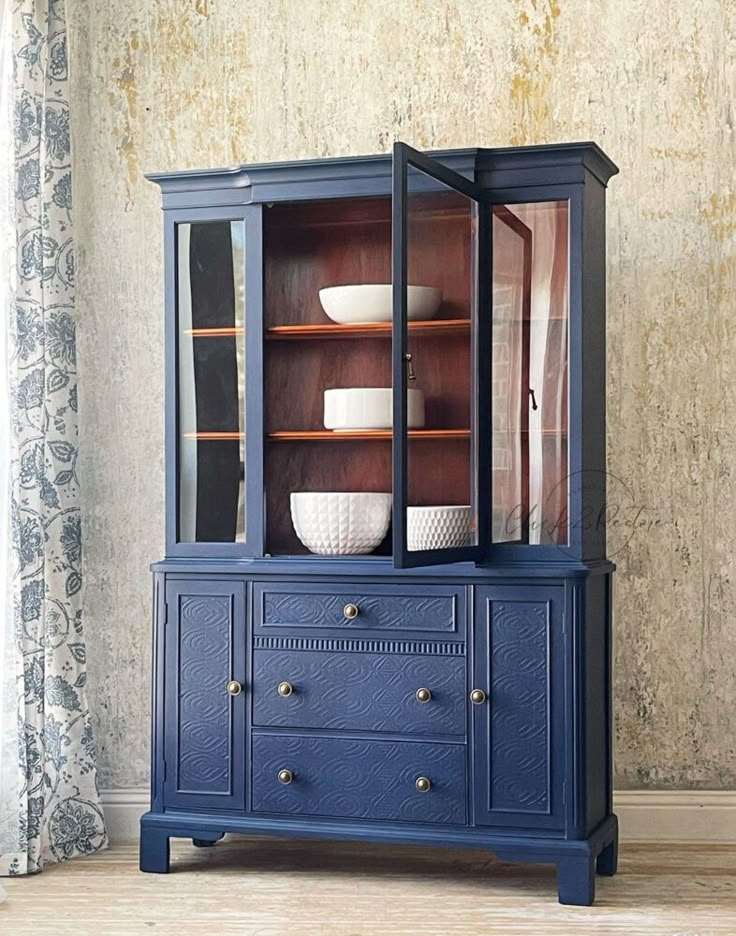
xmin=290 ymin=492 xmax=392 ymax=556
xmin=407 ymin=506 xmax=472 ymax=552
xmin=319 ymin=284 xmax=442 ymax=324
xmin=324 ymin=388 xmax=425 ymax=431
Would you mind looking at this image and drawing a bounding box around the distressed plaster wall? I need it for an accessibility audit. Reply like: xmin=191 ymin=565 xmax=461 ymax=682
xmin=68 ymin=0 xmax=736 ymax=790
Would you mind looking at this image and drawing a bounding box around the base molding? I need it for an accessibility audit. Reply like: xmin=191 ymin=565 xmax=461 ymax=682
xmin=100 ymin=788 xmax=736 ymax=844
xmin=613 ymin=790 xmax=736 ymax=843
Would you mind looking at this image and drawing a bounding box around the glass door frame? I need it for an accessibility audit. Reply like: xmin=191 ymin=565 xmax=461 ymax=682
xmin=391 ymin=142 xmax=491 ymax=569
xmin=164 ymin=204 xmax=264 ymax=558
xmin=485 ymin=185 xmax=583 ymax=563
xmin=491 ymin=204 xmax=533 ymax=546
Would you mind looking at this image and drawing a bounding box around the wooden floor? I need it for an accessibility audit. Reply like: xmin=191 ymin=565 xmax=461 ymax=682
xmin=2 ymin=837 xmax=735 ymax=934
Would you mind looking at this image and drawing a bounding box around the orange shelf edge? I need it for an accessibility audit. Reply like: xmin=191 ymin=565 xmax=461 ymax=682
xmin=182 ymin=428 xmax=567 ymax=442
xmin=266 ymin=429 xmax=471 ymax=442
xmin=265 ymin=319 xmax=471 ymax=340
xmin=184 ymin=327 xmax=245 ymax=337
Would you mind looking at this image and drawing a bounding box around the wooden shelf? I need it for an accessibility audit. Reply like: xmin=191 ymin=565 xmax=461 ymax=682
xmin=184 ymin=319 xmax=563 ymax=338
xmin=265 ymin=319 xmax=470 ymax=340
xmin=184 ymin=327 xmax=244 ymax=338
xmin=267 ymin=429 xmax=470 ymax=442
xmin=184 ymin=428 xmax=562 ymax=442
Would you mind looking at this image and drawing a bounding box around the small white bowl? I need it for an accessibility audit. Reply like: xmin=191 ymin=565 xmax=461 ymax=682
xmin=291 ymin=492 xmax=392 ymax=556
xmin=324 ymin=388 xmax=425 ymax=431
xmin=407 ymin=506 xmax=472 ymax=552
xmin=319 ymin=284 xmax=442 ymax=325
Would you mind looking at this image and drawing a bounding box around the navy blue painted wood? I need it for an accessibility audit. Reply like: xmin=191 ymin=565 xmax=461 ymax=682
xmin=252 ymin=649 xmax=466 ymax=735
xmin=139 ymin=808 xmax=618 ymax=892
xmin=155 ymin=556 xmax=614 ymax=578
xmin=251 ymin=733 xmax=466 ymax=824
xmin=253 ymin=581 xmax=465 ymax=637
xmin=472 ymin=584 xmax=565 ymax=830
xmin=142 ymin=142 xmax=619 ymax=906
xmin=164 ymin=579 xmax=246 ymax=810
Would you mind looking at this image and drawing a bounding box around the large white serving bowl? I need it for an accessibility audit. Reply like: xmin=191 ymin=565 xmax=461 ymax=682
xmin=407 ymin=505 xmax=472 ymax=552
xmin=318 ymin=284 xmax=442 ymax=324
xmin=324 ymin=388 xmax=425 ymax=431
xmin=290 ymin=492 xmax=392 ymax=556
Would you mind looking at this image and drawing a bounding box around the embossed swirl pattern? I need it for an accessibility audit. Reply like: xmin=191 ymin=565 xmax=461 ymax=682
xmin=252 ymin=735 xmax=466 ymax=824
xmin=262 ymin=591 xmax=456 ymax=632
xmin=178 ymin=596 xmax=232 ymax=792
xmin=253 ymin=650 xmax=466 ymax=735
xmin=491 ymin=602 xmax=549 ymax=812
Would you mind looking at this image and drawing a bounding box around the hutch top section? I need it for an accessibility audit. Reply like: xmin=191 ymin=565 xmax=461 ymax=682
xmin=148 ymin=143 xmax=618 ymax=208
xmin=148 ymin=142 xmax=618 ymax=570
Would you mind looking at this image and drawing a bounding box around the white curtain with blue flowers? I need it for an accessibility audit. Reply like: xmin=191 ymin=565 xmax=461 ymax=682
xmin=0 ymin=0 xmax=106 ymax=876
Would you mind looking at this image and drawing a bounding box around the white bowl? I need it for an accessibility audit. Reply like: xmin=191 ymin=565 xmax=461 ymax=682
xmin=324 ymin=388 xmax=425 ymax=431
xmin=290 ymin=492 xmax=392 ymax=556
xmin=407 ymin=506 xmax=472 ymax=552
xmin=319 ymin=284 xmax=442 ymax=325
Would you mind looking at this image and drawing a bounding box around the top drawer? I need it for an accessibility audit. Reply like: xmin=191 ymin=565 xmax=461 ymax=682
xmin=253 ymin=582 xmax=465 ymax=638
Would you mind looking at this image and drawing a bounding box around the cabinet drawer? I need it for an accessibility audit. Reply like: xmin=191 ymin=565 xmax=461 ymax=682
xmin=252 ymin=649 xmax=466 ymax=736
xmin=253 ymin=582 xmax=464 ymax=636
xmin=251 ymin=734 xmax=466 ymax=825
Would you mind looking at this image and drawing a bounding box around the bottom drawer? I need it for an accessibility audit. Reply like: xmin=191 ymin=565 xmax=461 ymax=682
xmin=252 ymin=734 xmax=466 ymax=825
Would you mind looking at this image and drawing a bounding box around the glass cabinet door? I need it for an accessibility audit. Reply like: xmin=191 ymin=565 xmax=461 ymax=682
xmin=392 ymin=143 xmax=489 ymax=568
xmin=491 ymin=201 xmax=569 ymax=547
xmin=176 ymin=219 xmax=245 ymax=544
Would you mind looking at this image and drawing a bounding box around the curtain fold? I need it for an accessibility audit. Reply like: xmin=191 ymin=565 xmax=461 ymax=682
xmin=0 ymin=0 xmax=107 ymax=875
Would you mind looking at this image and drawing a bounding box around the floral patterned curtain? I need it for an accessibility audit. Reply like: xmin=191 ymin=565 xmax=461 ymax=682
xmin=0 ymin=0 xmax=106 ymax=876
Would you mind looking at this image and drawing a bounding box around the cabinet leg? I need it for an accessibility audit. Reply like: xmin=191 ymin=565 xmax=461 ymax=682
xmin=557 ymin=856 xmax=595 ymax=906
xmin=193 ymin=834 xmax=224 ymax=848
xmin=140 ymin=825 xmax=170 ymax=873
xmin=596 ymin=834 xmax=618 ymax=877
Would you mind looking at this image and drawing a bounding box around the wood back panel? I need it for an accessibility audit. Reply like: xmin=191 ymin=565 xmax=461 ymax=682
xmin=263 ymin=194 xmax=474 ymax=554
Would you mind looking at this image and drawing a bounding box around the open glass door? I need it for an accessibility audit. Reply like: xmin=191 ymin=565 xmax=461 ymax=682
xmin=392 ymin=143 xmax=489 ymax=568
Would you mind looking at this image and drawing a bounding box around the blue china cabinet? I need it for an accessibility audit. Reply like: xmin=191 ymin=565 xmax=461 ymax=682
xmin=140 ymin=142 xmax=619 ymax=906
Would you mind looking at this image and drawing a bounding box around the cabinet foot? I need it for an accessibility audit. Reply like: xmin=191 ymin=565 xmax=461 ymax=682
xmin=140 ymin=825 xmax=170 ymax=874
xmin=596 ymin=830 xmax=618 ymax=876
xmin=193 ymin=834 xmax=225 ymax=848
xmin=557 ymin=856 xmax=595 ymax=906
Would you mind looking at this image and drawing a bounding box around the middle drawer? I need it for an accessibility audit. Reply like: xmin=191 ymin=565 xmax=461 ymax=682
xmin=252 ymin=649 xmax=466 ymax=737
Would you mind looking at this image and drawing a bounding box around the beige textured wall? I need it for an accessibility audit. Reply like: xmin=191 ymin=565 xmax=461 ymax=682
xmin=68 ymin=0 xmax=736 ymax=790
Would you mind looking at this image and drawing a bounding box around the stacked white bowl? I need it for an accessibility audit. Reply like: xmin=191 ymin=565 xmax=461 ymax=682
xmin=290 ymin=492 xmax=391 ymax=555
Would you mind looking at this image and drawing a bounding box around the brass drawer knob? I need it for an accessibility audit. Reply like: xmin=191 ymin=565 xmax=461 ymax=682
xmin=277 ymin=769 xmax=293 ymax=785
xmin=343 ymin=603 xmax=360 ymax=620
xmin=470 ymin=688 xmax=487 ymax=705
xmin=415 ymin=776 xmax=431 ymax=793
xmin=415 ymin=687 xmax=432 ymax=703
xmin=226 ymin=680 xmax=242 ymax=696
xmin=277 ymin=681 xmax=294 ymax=697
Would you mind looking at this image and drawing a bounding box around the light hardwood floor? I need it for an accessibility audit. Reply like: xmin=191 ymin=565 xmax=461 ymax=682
xmin=2 ymin=837 xmax=735 ymax=935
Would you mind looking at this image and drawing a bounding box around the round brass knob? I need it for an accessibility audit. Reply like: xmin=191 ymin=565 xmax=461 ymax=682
xmin=277 ymin=769 xmax=293 ymax=785
xmin=415 ymin=688 xmax=432 ymax=703
xmin=226 ymin=680 xmax=242 ymax=696
xmin=415 ymin=776 xmax=431 ymax=793
xmin=277 ymin=681 xmax=293 ymax=697
xmin=470 ymin=688 xmax=487 ymax=705
xmin=343 ymin=603 xmax=360 ymax=620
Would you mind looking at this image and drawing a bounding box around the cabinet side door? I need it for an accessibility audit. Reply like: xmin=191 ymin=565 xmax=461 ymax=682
xmin=472 ymin=584 xmax=565 ymax=829
xmin=164 ymin=578 xmax=246 ymax=811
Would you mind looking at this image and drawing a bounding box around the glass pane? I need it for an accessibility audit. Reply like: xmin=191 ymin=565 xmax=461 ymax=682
xmin=177 ymin=220 xmax=245 ymax=542
xmin=404 ymin=167 xmax=477 ymax=553
xmin=492 ymin=201 xmax=568 ymax=545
